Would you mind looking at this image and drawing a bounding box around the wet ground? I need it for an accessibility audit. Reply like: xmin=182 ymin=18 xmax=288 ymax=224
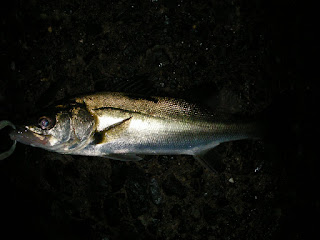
xmin=0 ymin=1 xmax=318 ymax=239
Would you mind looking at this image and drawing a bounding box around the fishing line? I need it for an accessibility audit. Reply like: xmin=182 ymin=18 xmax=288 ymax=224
xmin=0 ymin=120 xmax=17 ymax=160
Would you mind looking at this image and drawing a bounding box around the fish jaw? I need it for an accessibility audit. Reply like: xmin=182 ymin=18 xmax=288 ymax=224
xmin=9 ymin=126 xmax=50 ymax=148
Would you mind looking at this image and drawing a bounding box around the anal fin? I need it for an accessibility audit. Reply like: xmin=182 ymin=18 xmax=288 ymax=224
xmin=193 ymin=143 xmax=224 ymax=173
xmin=194 ymin=154 xmax=219 ymax=174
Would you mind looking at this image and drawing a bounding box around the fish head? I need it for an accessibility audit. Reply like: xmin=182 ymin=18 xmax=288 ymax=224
xmin=10 ymin=103 xmax=95 ymax=153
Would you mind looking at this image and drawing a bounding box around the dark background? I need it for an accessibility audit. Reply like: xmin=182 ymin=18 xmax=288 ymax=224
xmin=0 ymin=0 xmax=318 ymax=239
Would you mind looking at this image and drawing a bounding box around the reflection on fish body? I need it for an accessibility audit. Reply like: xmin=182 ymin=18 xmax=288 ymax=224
xmin=10 ymin=92 xmax=261 ymax=164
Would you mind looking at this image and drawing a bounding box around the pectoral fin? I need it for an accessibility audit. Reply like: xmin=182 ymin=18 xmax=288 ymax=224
xmin=93 ymin=117 xmax=132 ymax=144
xmin=102 ymin=153 xmax=143 ymax=161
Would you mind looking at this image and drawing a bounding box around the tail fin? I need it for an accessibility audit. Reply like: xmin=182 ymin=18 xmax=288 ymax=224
xmin=193 ymin=91 xmax=299 ymax=173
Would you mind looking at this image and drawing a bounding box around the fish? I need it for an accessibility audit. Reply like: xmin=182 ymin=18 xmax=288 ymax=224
xmin=9 ymin=92 xmax=261 ymax=170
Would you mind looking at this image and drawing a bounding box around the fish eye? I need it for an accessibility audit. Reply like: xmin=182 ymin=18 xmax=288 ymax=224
xmin=38 ymin=116 xmax=55 ymax=130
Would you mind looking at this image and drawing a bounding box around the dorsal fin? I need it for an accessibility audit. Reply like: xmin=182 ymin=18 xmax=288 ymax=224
xmin=94 ymin=74 xmax=158 ymax=96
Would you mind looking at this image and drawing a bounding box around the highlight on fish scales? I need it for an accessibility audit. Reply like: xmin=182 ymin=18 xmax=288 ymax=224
xmin=6 ymin=92 xmax=262 ymax=170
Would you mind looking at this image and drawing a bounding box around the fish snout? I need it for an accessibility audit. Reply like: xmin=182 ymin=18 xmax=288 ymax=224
xmin=9 ymin=126 xmax=27 ymax=141
xmin=9 ymin=126 xmax=49 ymax=147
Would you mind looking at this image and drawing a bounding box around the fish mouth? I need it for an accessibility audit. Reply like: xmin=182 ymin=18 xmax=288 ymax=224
xmin=9 ymin=126 xmax=49 ymax=147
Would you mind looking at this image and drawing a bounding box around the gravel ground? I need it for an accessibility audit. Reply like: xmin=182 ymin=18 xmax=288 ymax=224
xmin=0 ymin=1 xmax=317 ymax=240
